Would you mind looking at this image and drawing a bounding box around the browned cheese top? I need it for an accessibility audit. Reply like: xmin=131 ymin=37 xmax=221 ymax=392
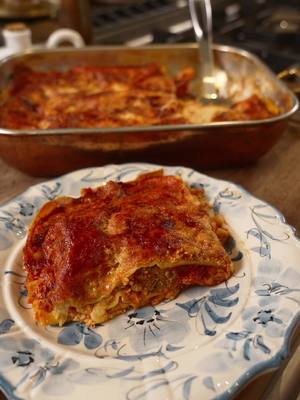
xmin=1 ymin=64 xmax=278 ymax=130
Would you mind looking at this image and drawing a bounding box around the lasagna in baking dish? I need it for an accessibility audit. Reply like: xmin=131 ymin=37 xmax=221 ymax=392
xmin=23 ymin=170 xmax=234 ymax=327
xmin=0 ymin=63 xmax=278 ymax=130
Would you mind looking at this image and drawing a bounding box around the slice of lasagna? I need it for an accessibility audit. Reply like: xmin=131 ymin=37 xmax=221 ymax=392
xmin=23 ymin=170 xmax=234 ymax=326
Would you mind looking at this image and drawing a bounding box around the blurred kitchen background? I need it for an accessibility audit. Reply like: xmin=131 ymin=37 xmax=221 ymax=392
xmin=0 ymin=0 xmax=299 ymax=73
xmin=0 ymin=3 xmax=299 ymax=400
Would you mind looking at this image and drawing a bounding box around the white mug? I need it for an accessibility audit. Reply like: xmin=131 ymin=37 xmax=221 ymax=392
xmin=46 ymin=29 xmax=85 ymax=49
xmin=0 ymin=25 xmax=85 ymax=60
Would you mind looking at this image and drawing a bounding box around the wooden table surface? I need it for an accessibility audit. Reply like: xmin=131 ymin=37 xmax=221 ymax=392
xmin=1 ymin=121 xmax=299 ymax=232
xmin=0 ymin=117 xmax=299 ymax=400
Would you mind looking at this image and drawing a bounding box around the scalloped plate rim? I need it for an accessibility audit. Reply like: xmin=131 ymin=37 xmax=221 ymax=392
xmin=0 ymin=162 xmax=299 ymax=400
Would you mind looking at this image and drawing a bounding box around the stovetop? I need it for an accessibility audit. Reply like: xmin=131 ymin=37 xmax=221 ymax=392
xmin=0 ymin=0 xmax=299 ymax=74
xmin=91 ymin=0 xmax=300 ymax=73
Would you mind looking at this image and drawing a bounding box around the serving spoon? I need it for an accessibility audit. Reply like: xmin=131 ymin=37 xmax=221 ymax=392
xmin=188 ymin=0 xmax=229 ymax=104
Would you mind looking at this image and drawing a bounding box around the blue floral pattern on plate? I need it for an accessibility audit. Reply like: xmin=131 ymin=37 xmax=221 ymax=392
xmin=0 ymin=163 xmax=299 ymax=400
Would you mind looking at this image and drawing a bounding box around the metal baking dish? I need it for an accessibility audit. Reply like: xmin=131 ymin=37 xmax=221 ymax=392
xmin=0 ymin=44 xmax=298 ymax=177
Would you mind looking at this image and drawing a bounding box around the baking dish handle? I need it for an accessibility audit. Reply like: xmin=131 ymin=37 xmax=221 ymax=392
xmin=46 ymin=29 xmax=85 ymax=49
xmin=278 ymin=65 xmax=300 ymax=125
xmin=278 ymin=65 xmax=300 ymax=97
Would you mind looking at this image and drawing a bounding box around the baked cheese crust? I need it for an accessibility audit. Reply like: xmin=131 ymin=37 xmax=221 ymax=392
xmin=1 ymin=64 xmax=278 ymax=129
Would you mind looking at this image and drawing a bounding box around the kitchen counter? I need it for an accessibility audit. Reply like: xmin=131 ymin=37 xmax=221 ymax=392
xmin=0 ymin=117 xmax=299 ymax=400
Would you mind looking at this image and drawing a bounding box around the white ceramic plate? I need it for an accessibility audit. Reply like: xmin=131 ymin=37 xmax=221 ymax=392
xmin=0 ymin=163 xmax=299 ymax=400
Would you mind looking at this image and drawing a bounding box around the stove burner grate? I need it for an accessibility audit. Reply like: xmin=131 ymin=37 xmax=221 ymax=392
xmin=93 ymin=0 xmax=175 ymax=27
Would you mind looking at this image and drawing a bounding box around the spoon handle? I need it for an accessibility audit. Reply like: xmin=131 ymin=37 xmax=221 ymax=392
xmin=189 ymin=0 xmax=218 ymax=101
